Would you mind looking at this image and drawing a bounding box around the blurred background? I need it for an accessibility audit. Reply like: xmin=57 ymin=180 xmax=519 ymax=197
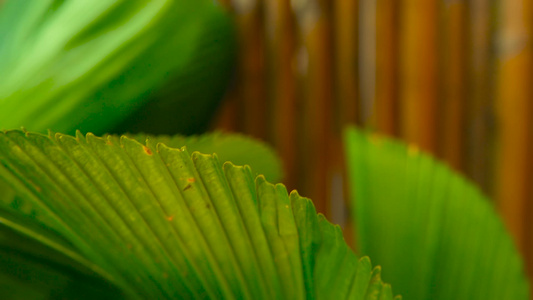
xmin=209 ymin=0 xmax=533 ymax=282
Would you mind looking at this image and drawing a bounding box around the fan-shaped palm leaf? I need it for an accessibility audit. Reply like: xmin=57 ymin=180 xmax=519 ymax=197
xmin=344 ymin=127 xmax=529 ymax=299
xmin=0 ymin=130 xmax=398 ymax=299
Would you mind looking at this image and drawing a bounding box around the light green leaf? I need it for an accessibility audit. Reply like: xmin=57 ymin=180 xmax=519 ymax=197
xmin=344 ymin=127 xmax=529 ymax=299
xmin=0 ymin=0 xmax=235 ymax=135
xmin=0 ymin=130 xmax=397 ymax=299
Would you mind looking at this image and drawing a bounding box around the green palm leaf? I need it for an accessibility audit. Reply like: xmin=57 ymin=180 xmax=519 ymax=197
xmin=0 ymin=0 xmax=234 ymax=135
xmin=118 ymin=132 xmax=283 ymax=182
xmin=344 ymin=127 xmax=529 ymax=299
xmin=0 ymin=130 xmax=397 ymax=299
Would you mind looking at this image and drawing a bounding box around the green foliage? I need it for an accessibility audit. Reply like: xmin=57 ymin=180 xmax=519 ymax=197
xmin=0 ymin=130 xmax=397 ymax=299
xmin=344 ymin=127 xmax=530 ymax=300
xmin=3 ymin=1 xmax=526 ymax=298
xmin=0 ymin=0 xmax=235 ymax=135
xmin=118 ymin=132 xmax=283 ymax=182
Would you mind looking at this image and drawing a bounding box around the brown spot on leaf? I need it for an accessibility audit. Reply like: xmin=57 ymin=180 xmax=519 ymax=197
xmin=187 ymin=177 xmax=195 ymax=183
xmin=143 ymin=145 xmax=153 ymax=155
xmin=183 ymin=184 xmax=192 ymax=191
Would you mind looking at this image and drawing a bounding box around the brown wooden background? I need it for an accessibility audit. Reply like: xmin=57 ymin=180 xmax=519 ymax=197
xmin=212 ymin=0 xmax=533 ymax=284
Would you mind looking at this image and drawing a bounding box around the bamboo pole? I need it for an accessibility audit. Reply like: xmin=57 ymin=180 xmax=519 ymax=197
xmin=438 ymin=0 xmax=467 ymax=171
xmin=233 ymin=0 xmax=268 ymax=139
xmin=333 ymin=0 xmax=359 ymax=128
xmin=494 ymin=0 xmax=533 ymax=277
xmin=358 ymin=0 xmax=376 ymax=125
xmin=332 ymin=0 xmax=359 ymax=240
xmin=263 ymin=0 xmax=298 ymax=191
xmin=374 ymin=0 xmax=398 ymax=136
xmin=293 ymin=0 xmax=333 ymax=215
xmin=465 ymin=0 xmax=496 ymax=196
xmin=398 ymin=0 xmax=439 ymax=153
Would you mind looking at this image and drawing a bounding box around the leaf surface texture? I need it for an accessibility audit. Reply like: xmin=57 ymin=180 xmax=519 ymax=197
xmin=344 ymin=127 xmax=529 ymax=300
xmin=0 ymin=130 xmax=396 ymax=299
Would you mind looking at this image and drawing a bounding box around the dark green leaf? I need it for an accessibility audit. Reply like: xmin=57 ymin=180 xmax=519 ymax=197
xmin=0 ymin=0 xmax=235 ymax=135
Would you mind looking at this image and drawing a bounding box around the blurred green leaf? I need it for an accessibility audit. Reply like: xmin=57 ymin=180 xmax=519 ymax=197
xmin=0 ymin=129 xmax=397 ymax=299
xmin=344 ymin=127 xmax=529 ymax=300
xmin=0 ymin=0 xmax=235 ymax=135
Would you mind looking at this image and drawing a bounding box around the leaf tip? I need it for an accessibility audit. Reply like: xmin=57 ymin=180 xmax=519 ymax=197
xmin=255 ymin=174 xmax=267 ymax=186
xmin=75 ymin=130 xmax=85 ymax=141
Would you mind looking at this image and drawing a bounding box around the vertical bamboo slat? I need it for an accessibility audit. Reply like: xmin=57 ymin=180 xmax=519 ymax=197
xmin=234 ymin=1 xmax=268 ymax=139
xmin=374 ymin=0 xmax=398 ymax=136
xmin=333 ymin=0 xmax=359 ymax=128
xmin=438 ymin=0 xmax=467 ymax=171
xmin=495 ymin=0 xmax=533 ymax=274
xmin=398 ymin=0 xmax=439 ymax=153
xmin=332 ymin=0 xmax=359 ymax=239
xmin=263 ymin=0 xmax=298 ymax=191
xmin=358 ymin=0 xmax=376 ymax=124
xmin=293 ymin=0 xmax=333 ymax=214
xmin=465 ymin=0 xmax=495 ymax=195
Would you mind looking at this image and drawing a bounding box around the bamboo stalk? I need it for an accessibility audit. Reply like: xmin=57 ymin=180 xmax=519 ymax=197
xmin=263 ymin=0 xmax=298 ymax=191
xmin=333 ymin=0 xmax=359 ymax=129
xmin=233 ymin=0 xmax=268 ymax=139
xmin=358 ymin=0 xmax=376 ymax=125
xmin=374 ymin=0 xmax=398 ymax=136
xmin=398 ymin=0 xmax=439 ymax=153
xmin=438 ymin=0 xmax=467 ymax=171
xmin=464 ymin=0 xmax=496 ymax=196
xmin=292 ymin=0 xmax=334 ymax=215
xmin=494 ymin=0 xmax=533 ymax=277
xmin=332 ymin=0 xmax=359 ymax=238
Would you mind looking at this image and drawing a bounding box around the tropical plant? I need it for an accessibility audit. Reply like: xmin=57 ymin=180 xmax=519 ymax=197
xmin=0 ymin=0 xmax=530 ymax=299
xmin=0 ymin=130 xmax=397 ymax=299
xmin=0 ymin=0 xmax=235 ymax=135
xmin=0 ymin=1 xmax=398 ymax=299
xmin=344 ymin=127 xmax=530 ymax=299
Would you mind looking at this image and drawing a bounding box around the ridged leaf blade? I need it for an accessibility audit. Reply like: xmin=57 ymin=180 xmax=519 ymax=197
xmin=0 ymin=129 xmax=396 ymax=299
xmin=344 ymin=127 xmax=529 ymax=300
xmin=117 ymin=131 xmax=283 ymax=182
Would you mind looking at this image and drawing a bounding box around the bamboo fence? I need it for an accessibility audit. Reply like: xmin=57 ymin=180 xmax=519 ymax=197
xmin=213 ymin=0 xmax=533 ymax=285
